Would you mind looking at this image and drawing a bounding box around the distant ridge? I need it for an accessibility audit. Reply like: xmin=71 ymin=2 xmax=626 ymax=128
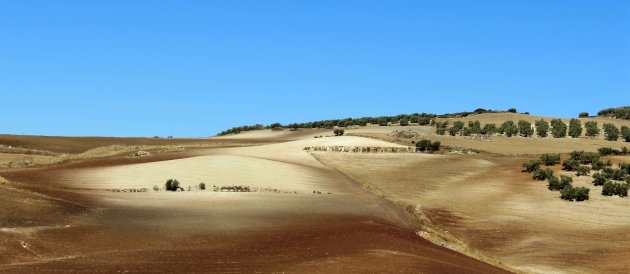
xmin=217 ymin=108 xmax=520 ymax=136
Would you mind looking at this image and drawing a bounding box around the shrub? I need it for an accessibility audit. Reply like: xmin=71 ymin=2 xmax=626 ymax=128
xmin=562 ymin=159 xmax=580 ymax=171
xmin=416 ymin=140 xmax=432 ymax=152
xmin=417 ymin=117 xmax=432 ymax=125
xmin=500 ymin=121 xmax=519 ymax=137
xmin=468 ymin=121 xmax=481 ymax=134
xmin=561 ymin=186 xmax=589 ymax=201
xmin=547 ymin=175 xmax=559 ymax=188
xmin=598 ymin=147 xmax=616 ymax=156
xmin=165 ymin=179 xmax=181 ymax=191
xmin=592 ymin=173 xmax=606 ymax=186
xmin=603 ymin=123 xmax=619 ymax=141
xmin=611 ymin=169 xmax=628 ymax=181
xmin=508 ymin=108 xmax=517 ymax=113
xmin=533 ymin=168 xmax=554 ymax=180
xmin=593 ymin=173 xmax=608 ymax=186
xmin=535 ymin=119 xmax=549 ymax=138
xmin=602 ymin=181 xmax=629 ymax=197
xmin=377 ymin=118 xmax=388 ymax=126
xmin=620 ymin=163 xmax=630 ymax=174
xmin=153 ymin=185 xmax=160 ymax=192
xmin=569 ymin=150 xmax=599 ymax=164
xmin=585 ymin=121 xmax=600 ymax=137
xmin=579 ymin=112 xmax=589 ymax=118
xmin=435 ymin=121 xmax=448 ymax=135
xmin=548 ymin=175 xmax=572 ymax=190
xmin=597 ymin=106 xmax=630 ymax=120
xmin=522 ymin=160 xmax=542 ymax=173
xmin=518 ymin=120 xmax=534 ymax=137
xmin=622 ymin=126 xmax=630 ymax=142
xmin=601 ymin=167 xmax=615 ymax=179
xmin=462 ymin=127 xmax=474 ymax=136
xmin=416 ymin=140 xmax=440 ymax=152
xmin=576 ymin=165 xmax=591 ymax=176
xmin=199 ymin=182 xmax=206 ymax=190
xmin=430 ymin=141 xmax=441 ymax=151
xmin=448 ymin=121 xmax=465 ymax=136
xmin=481 ymin=123 xmax=498 ymax=134
xmin=591 ymin=159 xmax=605 ymax=170
xmin=540 ymin=153 xmax=560 ymax=166
xmin=568 ymin=119 xmax=582 ymax=138
xmin=550 ymin=119 xmax=567 ymax=138
xmin=399 ymin=119 xmax=409 ymax=126
xmin=334 ymin=129 xmax=345 ymax=136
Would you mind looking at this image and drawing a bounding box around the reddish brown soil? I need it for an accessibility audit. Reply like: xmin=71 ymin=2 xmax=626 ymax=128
xmin=0 ymin=134 xmax=280 ymax=154
xmin=0 ymin=149 xmax=509 ymax=273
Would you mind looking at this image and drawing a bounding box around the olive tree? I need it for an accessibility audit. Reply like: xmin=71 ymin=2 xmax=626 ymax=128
xmin=568 ymin=118 xmax=582 ymax=138
xmin=500 ymin=121 xmax=519 ymax=137
xmin=535 ymin=119 xmax=549 ymax=137
xmin=518 ymin=120 xmax=533 ymax=137
xmin=622 ymin=126 xmax=630 ymax=142
xmin=550 ymin=119 xmax=567 ymax=138
xmin=603 ymin=123 xmax=619 ymax=141
xmin=585 ymin=121 xmax=599 ymax=137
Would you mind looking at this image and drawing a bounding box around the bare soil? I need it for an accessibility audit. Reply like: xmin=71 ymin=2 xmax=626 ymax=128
xmin=0 ymin=135 xmax=507 ymax=273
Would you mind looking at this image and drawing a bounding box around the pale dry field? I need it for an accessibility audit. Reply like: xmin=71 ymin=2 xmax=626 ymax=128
xmin=0 ymin=134 xmax=506 ymax=273
xmin=314 ymin=151 xmax=630 ymax=274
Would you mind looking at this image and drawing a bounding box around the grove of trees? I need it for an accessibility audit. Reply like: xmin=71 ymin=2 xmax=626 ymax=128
xmin=597 ymin=106 xmax=630 ymax=120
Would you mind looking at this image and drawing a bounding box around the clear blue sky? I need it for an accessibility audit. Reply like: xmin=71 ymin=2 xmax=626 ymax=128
xmin=1 ymin=1 xmax=628 ymax=137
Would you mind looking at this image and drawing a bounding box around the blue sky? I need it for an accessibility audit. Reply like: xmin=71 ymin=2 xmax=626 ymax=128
xmin=1 ymin=1 xmax=628 ymax=137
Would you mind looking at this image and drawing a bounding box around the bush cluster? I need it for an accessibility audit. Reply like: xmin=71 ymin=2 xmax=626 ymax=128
xmin=499 ymin=121 xmax=519 ymax=137
xmin=165 ymin=179 xmax=181 ymax=191
xmin=416 ymin=140 xmax=441 ymax=152
xmin=522 ymin=160 xmax=542 ymax=173
xmin=547 ymin=175 xmax=572 ymax=190
xmin=598 ymin=147 xmax=629 ymax=156
xmin=602 ymin=181 xmax=629 ymax=197
xmin=333 ymin=129 xmax=345 ymax=136
xmin=597 ymin=106 xmax=630 ymax=120
xmin=560 ymin=186 xmax=590 ymax=201
xmin=569 ymin=151 xmax=600 ymax=164
xmin=435 ymin=121 xmax=448 ymax=135
xmin=540 ymin=153 xmax=560 ymax=166
xmin=592 ymin=173 xmax=607 ymax=186
xmin=533 ymin=168 xmax=554 ymax=180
